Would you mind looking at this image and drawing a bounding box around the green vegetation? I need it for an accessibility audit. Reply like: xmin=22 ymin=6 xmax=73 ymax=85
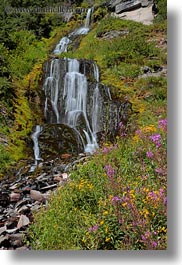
xmin=28 ymin=1 xmax=167 ymax=250
xmin=0 ymin=0 xmax=167 ymax=249
xmin=29 ymin=118 xmax=167 ymax=250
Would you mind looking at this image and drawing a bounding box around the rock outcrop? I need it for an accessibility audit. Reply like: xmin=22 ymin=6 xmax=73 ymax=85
xmin=108 ymin=0 xmax=154 ymax=14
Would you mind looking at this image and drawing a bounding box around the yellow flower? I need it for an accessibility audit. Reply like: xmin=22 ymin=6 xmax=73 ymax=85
xmin=143 ymin=125 xmax=157 ymax=133
xmin=122 ymin=202 xmax=127 ymax=208
xmin=100 ymin=220 xmax=104 ymax=225
xmin=103 ymin=211 xmax=109 ymax=215
xmin=160 ymin=227 xmax=167 ymax=233
xmin=105 ymin=237 xmax=111 ymax=242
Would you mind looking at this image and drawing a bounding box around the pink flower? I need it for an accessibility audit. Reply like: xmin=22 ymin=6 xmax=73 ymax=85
xmin=152 ymin=241 xmax=158 ymax=248
xmin=158 ymin=119 xmax=167 ymax=130
xmin=146 ymin=151 xmax=154 ymax=158
xmin=88 ymin=225 xmax=99 ymax=232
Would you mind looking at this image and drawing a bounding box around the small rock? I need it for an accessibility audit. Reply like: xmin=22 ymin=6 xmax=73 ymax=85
xmin=53 ymin=176 xmax=62 ymax=182
xmin=10 ymin=192 xmax=21 ymax=202
xmin=61 ymin=153 xmax=72 ymax=160
xmin=0 ymin=235 xmax=10 ymax=247
xmin=17 ymin=205 xmax=30 ymax=214
xmin=6 ymin=227 xmax=18 ymax=234
xmin=62 ymin=173 xmax=68 ymax=180
xmin=9 ymin=233 xmax=24 ymax=247
xmin=0 ymin=192 xmax=10 ymax=207
xmin=0 ymin=226 xmax=6 ymax=236
xmin=17 ymin=215 xmax=30 ymax=229
xmin=30 ymin=190 xmax=45 ymax=202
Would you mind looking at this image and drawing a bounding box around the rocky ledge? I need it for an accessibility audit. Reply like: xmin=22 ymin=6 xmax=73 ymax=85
xmin=108 ymin=0 xmax=155 ymax=25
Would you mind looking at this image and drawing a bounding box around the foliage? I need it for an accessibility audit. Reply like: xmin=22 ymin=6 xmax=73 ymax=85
xmin=29 ymin=117 xmax=167 ymax=250
xmin=0 ymin=144 xmax=12 ymax=176
xmin=154 ymin=0 xmax=167 ymax=23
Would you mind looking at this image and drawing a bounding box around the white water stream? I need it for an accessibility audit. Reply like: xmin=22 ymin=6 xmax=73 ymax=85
xmin=32 ymin=7 xmax=105 ymax=166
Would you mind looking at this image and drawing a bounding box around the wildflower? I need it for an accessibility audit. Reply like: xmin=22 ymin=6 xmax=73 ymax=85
xmin=146 ymin=151 xmax=154 ymax=158
xmin=118 ymin=121 xmax=124 ymax=128
xmin=152 ymin=241 xmax=158 ymax=248
xmin=163 ymin=196 xmax=167 ymax=206
xmin=143 ymin=125 xmax=157 ymax=133
xmin=150 ymin=134 xmax=162 ymax=148
xmin=102 ymin=147 xmax=109 ymax=154
xmin=122 ymin=202 xmax=127 ymax=208
xmin=111 ymin=196 xmax=122 ymax=202
xmin=159 ymin=188 xmax=164 ymax=196
xmin=158 ymin=119 xmax=167 ymax=130
xmin=105 ymin=237 xmax=111 ymax=242
xmin=100 ymin=220 xmax=104 ymax=225
xmin=103 ymin=211 xmax=109 ymax=215
xmin=150 ymin=134 xmax=161 ymax=143
xmin=136 ymin=129 xmax=142 ymax=135
xmin=88 ymin=225 xmax=99 ymax=232
xmin=104 ymin=164 xmax=115 ymax=178
xmin=155 ymin=167 xmax=165 ymax=176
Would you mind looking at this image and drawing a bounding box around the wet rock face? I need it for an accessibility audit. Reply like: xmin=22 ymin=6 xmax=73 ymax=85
xmin=42 ymin=58 xmax=130 ymax=134
xmin=38 ymin=124 xmax=84 ymax=160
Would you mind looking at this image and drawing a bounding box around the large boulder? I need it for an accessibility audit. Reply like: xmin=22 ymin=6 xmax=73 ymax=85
xmin=115 ymin=0 xmax=142 ymax=14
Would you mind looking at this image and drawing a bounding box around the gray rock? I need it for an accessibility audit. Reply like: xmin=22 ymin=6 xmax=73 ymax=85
xmin=108 ymin=0 xmax=124 ymax=10
xmin=141 ymin=0 xmax=150 ymax=7
xmin=17 ymin=215 xmax=30 ymax=229
xmin=30 ymin=190 xmax=45 ymax=202
xmin=115 ymin=0 xmax=142 ymax=14
xmin=10 ymin=192 xmax=21 ymax=202
xmin=0 ymin=226 xmax=6 ymax=236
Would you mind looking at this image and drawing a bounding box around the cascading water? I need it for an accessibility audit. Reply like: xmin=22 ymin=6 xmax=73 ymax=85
xmin=31 ymin=6 xmax=123 ymax=165
xmin=73 ymin=7 xmax=94 ymax=35
xmin=53 ymin=37 xmax=70 ymax=55
xmin=30 ymin=125 xmax=43 ymax=171
xmin=44 ymin=59 xmax=60 ymax=123
xmin=92 ymin=63 xmax=100 ymax=134
xmin=63 ymin=59 xmax=98 ymax=153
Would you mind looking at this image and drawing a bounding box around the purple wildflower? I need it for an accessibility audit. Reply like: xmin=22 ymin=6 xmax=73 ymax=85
xmin=141 ymin=235 xmax=146 ymax=241
xmin=102 ymin=147 xmax=109 ymax=154
xmin=88 ymin=225 xmax=99 ymax=232
xmin=104 ymin=164 xmax=115 ymax=178
xmin=158 ymin=119 xmax=167 ymax=130
xmin=136 ymin=129 xmax=142 ymax=135
xmin=159 ymin=188 xmax=164 ymax=197
xmin=152 ymin=241 xmax=158 ymax=248
xmin=150 ymin=134 xmax=162 ymax=148
xmin=146 ymin=151 xmax=154 ymax=158
xmin=163 ymin=196 xmax=167 ymax=206
xmin=155 ymin=168 xmax=165 ymax=176
xmin=112 ymin=196 xmax=122 ymax=202
xmin=118 ymin=121 xmax=124 ymax=128
xmin=150 ymin=134 xmax=161 ymax=143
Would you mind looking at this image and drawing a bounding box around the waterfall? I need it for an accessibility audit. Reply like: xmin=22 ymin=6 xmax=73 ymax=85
xmin=92 ymin=62 xmax=100 ymax=134
xmin=52 ymin=7 xmax=93 ymax=56
xmin=43 ymin=59 xmax=60 ymax=123
xmin=32 ymin=6 xmax=118 ymax=165
xmin=63 ymin=58 xmax=98 ymax=153
xmin=70 ymin=7 xmax=93 ymax=36
xmin=30 ymin=125 xmax=42 ymax=171
xmin=53 ymin=37 xmax=70 ymax=55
